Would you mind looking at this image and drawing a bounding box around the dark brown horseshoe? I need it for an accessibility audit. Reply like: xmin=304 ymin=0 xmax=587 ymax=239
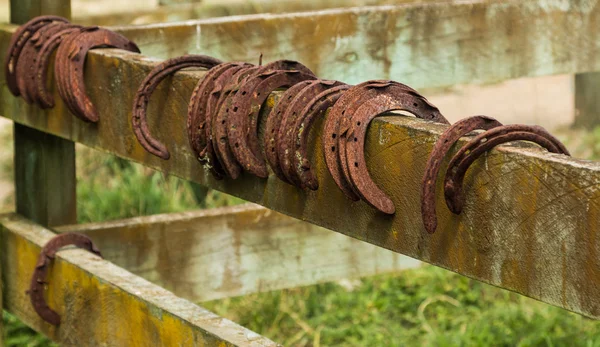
xmin=54 ymin=29 xmax=85 ymax=117
xmin=421 ymin=115 xmax=503 ymax=234
xmin=207 ymin=64 xmax=255 ymax=178
xmin=34 ymin=26 xmax=81 ymax=109
xmin=132 ymin=55 xmax=222 ymax=159
xmin=264 ymin=80 xmax=315 ymax=183
xmin=5 ymin=15 xmax=69 ymax=97
xmin=227 ymin=70 xmax=317 ymax=177
xmin=295 ymin=85 xmax=351 ymax=190
xmin=15 ymin=22 xmax=70 ymax=104
xmin=278 ymin=80 xmax=344 ymax=186
xmin=444 ymin=125 xmax=570 ymax=214
xmin=28 ymin=233 xmax=102 ymax=326
xmin=343 ymin=86 xmax=448 ymax=214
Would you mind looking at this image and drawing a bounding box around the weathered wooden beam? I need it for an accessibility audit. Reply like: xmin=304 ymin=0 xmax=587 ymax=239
xmin=0 ymin=213 xmax=279 ymax=346
xmin=105 ymin=0 xmax=600 ymax=87
xmin=57 ymin=204 xmax=420 ymax=302
xmin=76 ymin=0 xmax=437 ymax=26
xmin=0 ymin=23 xmax=599 ymax=320
xmin=574 ymin=72 xmax=600 ymax=128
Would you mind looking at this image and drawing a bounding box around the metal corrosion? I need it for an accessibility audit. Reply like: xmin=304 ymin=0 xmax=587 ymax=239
xmin=55 ymin=27 xmax=140 ymax=123
xmin=227 ymin=68 xmax=317 ymax=177
xmin=15 ymin=22 xmax=71 ymax=105
xmin=296 ymin=85 xmax=351 ymax=190
xmin=28 ymin=233 xmax=102 ymax=326
xmin=264 ymin=80 xmax=315 ymax=183
xmin=34 ymin=26 xmax=82 ymax=109
xmin=277 ymin=80 xmax=344 ymax=186
xmin=132 ymin=55 xmax=222 ymax=159
xmin=421 ymin=115 xmax=503 ymax=234
xmin=4 ymin=15 xmax=68 ymax=97
xmin=444 ymin=124 xmax=571 ymax=215
xmin=208 ymin=65 xmax=256 ymax=179
xmin=341 ymin=84 xmax=448 ymax=214
xmin=186 ymin=62 xmax=248 ymax=179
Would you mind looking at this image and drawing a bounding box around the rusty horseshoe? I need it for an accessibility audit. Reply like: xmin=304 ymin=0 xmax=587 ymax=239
xmin=421 ymin=115 xmax=503 ymax=234
xmin=29 ymin=233 xmax=102 ymax=326
xmin=443 ymin=124 xmax=570 ymax=215
xmin=342 ymin=84 xmax=448 ymax=214
xmin=132 ymin=54 xmax=222 ymax=159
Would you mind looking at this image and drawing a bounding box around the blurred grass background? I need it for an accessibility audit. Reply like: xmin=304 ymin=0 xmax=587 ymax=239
xmin=1 ymin=122 xmax=599 ymax=346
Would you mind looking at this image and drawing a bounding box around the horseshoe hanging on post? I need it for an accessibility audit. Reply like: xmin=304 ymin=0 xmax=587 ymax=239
xmin=421 ymin=115 xmax=503 ymax=234
xmin=227 ymin=69 xmax=317 ymax=177
xmin=443 ymin=124 xmax=570 ymax=215
xmin=56 ymin=27 xmax=140 ymax=123
xmin=5 ymin=15 xmax=69 ymax=97
xmin=295 ymin=85 xmax=351 ymax=190
xmin=132 ymin=54 xmax=222 ymax=159
xmin=277 ymin=80 xmax=345 ymax=187
xmin=342 ymin=85 xmax=448 ymax=214
xmin=29 ymin=233 xmax=102 ymax=326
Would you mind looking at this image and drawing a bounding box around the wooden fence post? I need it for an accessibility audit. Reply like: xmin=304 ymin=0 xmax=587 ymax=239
xmin=7 ymin=1 xmax=74 ymax=343
xmin=10 ymin=0 xmax=76 ymax=227
xmin=574 ymin=72 xmax=600 ymax=128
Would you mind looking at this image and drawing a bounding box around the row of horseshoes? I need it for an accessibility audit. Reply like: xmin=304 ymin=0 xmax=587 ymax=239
xmin=6 ymin=16 xmax=571 ymax=236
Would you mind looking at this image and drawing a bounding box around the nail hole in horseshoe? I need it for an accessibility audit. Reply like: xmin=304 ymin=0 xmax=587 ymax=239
xmin=331 ymin=146 xmax=336 ymax=152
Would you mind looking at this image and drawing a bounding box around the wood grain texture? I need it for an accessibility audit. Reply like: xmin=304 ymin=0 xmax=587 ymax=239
xmin=57 ymin=204 xmax=420 ymax=302
xmin=574 ymin=72 xmax=600 ymax=128
xmin=0 ymin=213 xmax=279 ymax=347
xmin=76 ymin=0 xmax=438 ymax=26
xmin=0 ymin=26 xmax=598 ymax=319
xmin=109 ymin=0 xmax=600 ymax=87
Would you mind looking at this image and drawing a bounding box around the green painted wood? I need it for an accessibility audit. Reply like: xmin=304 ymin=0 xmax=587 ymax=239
xmin=10 ymin=0 xmax=76 ymax=227
xmin=574 ymin=72 xmax=600 ymax=128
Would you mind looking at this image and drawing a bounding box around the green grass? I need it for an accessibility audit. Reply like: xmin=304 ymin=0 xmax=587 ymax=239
xmin=3 ymin=131 xmax=600 ymax=346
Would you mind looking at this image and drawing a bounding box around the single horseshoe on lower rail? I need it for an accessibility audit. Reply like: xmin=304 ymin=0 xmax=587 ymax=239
xmin=187 ymin=62 xmax=248 ymax=169
xmin=421 ymin=115 xmax=503 ymax=234
xmin=132 ymin=54 xmax=222 ymax=160
xmin=264 ymin=80 xmax=315 ymax=183
xmin=227 ymin=70 xmax=317 ymax=177
xmin=342 ymin=85 xmax=449 ymax=214
xmin=443 ymin=124 xmax=570 ymax=215
xmin=5 ymin=15 xmax=69 ymax=97
xmin=15 ymin=22 xmax=71 ymax=104
xmin=278 ymin=80 xmax=345 ymax=186
xmin=29 ymin=233 xmax=102 ymax=326
xmin=294 ymin=85 xmax=351 ymax=190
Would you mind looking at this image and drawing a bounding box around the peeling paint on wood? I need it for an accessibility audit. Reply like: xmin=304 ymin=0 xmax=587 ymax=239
xmin=57 ymin=204 xmax=420 ymax=302
xmin=0 ymin=213 xmax=280 ymax=346
xmin=0 ymin=24 xmax=599 ymax=319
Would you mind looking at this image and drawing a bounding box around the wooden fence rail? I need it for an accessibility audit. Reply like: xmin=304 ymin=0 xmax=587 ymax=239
xmin=0 ymin=1 xmax=599 ymax=319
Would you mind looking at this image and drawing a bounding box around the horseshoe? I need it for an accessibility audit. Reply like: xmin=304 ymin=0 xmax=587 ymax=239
xmin=56 ymin=27 xmax=140 ymax=123
xmin=15 ymin=22 xmax=70 ymax=104
xmin=277 ymin=80 xmax=345 ymax=186
xmin=187 ymin=62 xmax=248 ymax=167
xmin=29 ymin=233 xmax=102 ymax=326
xmin=33 ymin=26 xmax=81 ymax=108
xmin=294 ymin=85 xmax=351 ymax=190
xmin=421 ymin=115 xmax=503 ymax=234
xmin=343 ymin=85 xmax=448 ymax=214
xmin=227 ymin=69 xmax=317 ymax=177
xmin=5 ymin=15 xmax=69 ymax=97
xmin=207 ymin=65 xmax=257 ymax=179
xmin=264 ymin=80 xmax=315 ymax=183
xmin=132 ymin=54 xmax=222 ymax=159
xmin=444 ymin=124 xmax=570 ymax=214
